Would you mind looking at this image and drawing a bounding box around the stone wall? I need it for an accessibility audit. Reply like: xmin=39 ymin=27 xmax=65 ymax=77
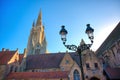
xmin=0 ymin=65 xmax=6 ymax=80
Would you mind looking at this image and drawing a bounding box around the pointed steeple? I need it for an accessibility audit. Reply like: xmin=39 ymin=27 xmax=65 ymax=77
xmin=32 ymin=20 xmax=35 ymax=27
xmin=80 ymin=39 xmax=85 ymax=46
xmin=36 ymin=10 xmax=42 ymax=26
xmin=27 ymin=10 xmax=47 ymax=55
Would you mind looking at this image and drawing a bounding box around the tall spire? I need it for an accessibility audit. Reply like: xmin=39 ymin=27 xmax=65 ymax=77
xmin=27 ymin=10 xmax=47 ymax=55
xmin=36 ymin=10 xmax=42 ymax=26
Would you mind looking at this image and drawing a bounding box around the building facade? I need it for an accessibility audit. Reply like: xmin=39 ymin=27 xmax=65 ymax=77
xmin=0 ymin=50 xmax=105 ymax=80
xmin=1 ymin=11 xmax=120 ymax=80
xmin=96 ymin=22 xmax=120 ymax=79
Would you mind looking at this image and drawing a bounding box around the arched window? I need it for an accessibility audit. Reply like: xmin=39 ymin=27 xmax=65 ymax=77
xmin=35 ymin=44 xmax=40 ymax=54
xmin=35 ymin=49 xmax=40 ymax=54
xmin=74 ymin=70 xmax=80 ymax=80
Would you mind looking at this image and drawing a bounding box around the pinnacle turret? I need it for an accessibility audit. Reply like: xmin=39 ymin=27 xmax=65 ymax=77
xmin=80 ymin=39 xmax=85 ymax=46
xmin=36 ymin=10 xmax=42 ymax=26
xmin=32 ymin=21 xmax=35 ymax=27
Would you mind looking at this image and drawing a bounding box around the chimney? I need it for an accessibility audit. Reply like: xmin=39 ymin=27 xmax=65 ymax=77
xmin=6 ymin=49 xmax=9 ymax=51
xmin=2 ymin=48 xmax=5 ymax=51
xmin=16 ymin=48 xmax=18 ymax=51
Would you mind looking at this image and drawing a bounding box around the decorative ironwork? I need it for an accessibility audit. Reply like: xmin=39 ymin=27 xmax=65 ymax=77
xmin=64 ymin=44 xmax=77 ymax=51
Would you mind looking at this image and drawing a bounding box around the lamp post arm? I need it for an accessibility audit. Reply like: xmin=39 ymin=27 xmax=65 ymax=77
xmin=77 ymin=43 xmax=92 ymax=53
xmin=63 ymin=44 xmax=78 ymax=52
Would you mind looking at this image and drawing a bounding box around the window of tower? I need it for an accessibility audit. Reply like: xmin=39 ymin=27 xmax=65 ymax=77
xmin=35 ymin=44 xmax=40 ymax=54
xmin=35 ymin=49 xmax=40 ymax=54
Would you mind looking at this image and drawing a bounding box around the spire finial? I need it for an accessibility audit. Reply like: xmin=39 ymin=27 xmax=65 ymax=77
xmin=32 ymin=20 xmax=35 ymax=27
xmin=36 ymin=10 xmax=42 ymax=26
xmin=80 ymin=39 xmax=85 ymax=46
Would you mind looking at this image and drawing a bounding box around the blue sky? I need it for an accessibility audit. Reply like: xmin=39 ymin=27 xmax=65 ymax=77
xmin=0 ymin=0 xmax=120 ymax=53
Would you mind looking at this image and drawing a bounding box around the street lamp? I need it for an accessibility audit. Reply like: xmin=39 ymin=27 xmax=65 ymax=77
xmin=59 ymin=24 xmax=94 ymax=80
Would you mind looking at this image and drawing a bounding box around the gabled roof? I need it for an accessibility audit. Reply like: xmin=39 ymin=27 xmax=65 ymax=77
xmin=7 ymin=71 xmax=68 ymax=79
xmin=26 ymin=52 xmax=80 ymax=69
xmin=0 ymin=50 xmax=16 ymax=65
xmin=104 ymin=67 xmax=120 ymax=79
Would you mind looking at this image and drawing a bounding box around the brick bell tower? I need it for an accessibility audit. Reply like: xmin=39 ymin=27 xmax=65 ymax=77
xmin=27 ymin=11 xmax=47 ymax=55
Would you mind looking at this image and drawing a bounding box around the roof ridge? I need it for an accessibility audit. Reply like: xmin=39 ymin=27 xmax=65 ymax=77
xmin=7 ymin=71 xmax=69 ymax=79
xmin=11 ymin=71 xmax=68 ymax=73
xmin=27 ymin=53 xmax=66 ymax=56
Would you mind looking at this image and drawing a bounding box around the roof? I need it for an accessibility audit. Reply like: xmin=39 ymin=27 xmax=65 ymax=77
xmin=69 ymin=52 xmax=81 ymax=66
xmin=104 ymin=67 xmax=120 ymax=79
xmin=96 ymin=22 xmax=120 ymax=56
xmin=26 ymin=53 xmax=65 ymax=69
xmin=7 ymin=71 xmax=68 ymax=79
xmin=0 ymin=50 xmax=16 ymax=65
xmin=26 ymin=52 xmax=80 ymax=69
xmin=19 ymin=54 xmax=24 ymax=64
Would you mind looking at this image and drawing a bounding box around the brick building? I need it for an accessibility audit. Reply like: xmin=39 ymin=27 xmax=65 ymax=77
xmin=0 ymin=50 xmax=105 ymax=80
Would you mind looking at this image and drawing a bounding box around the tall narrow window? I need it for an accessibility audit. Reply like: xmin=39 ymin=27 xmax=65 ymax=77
xmin=86 ymin=63 xmax=90 ymax=69
xmin=14 ymin=67 xmax=17 ymax=72
xmin=74 ymin=70 xmax=80 ymax=80
xmin=10 ymin=66 xmax=14 ymax=72
xmin=94 ymin=63 xmax=98 ymax=69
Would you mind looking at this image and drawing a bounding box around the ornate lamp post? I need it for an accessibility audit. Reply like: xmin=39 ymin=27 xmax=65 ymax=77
xmin=59 ymin=24 xmax=94 ymax=80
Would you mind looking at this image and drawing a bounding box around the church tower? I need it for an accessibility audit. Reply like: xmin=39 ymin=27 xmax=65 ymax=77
xmin=27 ymin=11 xmax=47 ymax=55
